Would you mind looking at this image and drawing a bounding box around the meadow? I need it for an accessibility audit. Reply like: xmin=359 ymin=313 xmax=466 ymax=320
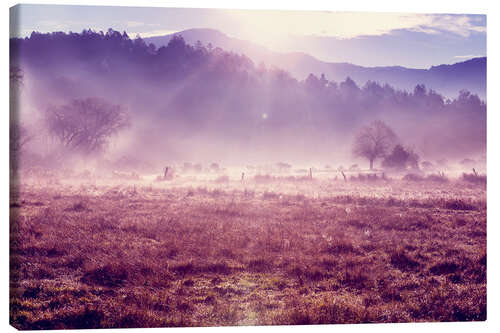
xmin=9 ymin=172 xmax=486 ymax=329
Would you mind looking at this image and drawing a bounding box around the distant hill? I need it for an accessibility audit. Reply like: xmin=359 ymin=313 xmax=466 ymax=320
xmin=145 ymin=29 xmax=486 ymax=99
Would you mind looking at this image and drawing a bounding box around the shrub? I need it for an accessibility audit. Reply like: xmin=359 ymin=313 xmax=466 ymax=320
xmin=421 ymin=161 xmax=434 ymax=170
xmin=382 ymin=145 xmax=411 ymax=170
xmin=403 ymin=173 xmax=424 ymax=182
xmin=444 ymin=200 xmax=477 ymax=211
xmin=350 ymin=173 xmax=381 ymax=182
xmin=426 ymin=174 xmax=449 ymax=182
xmin=462 ymin=172 xmax=486 ymax=184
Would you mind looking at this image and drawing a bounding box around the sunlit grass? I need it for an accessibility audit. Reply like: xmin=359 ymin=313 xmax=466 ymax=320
xmin=10 ymin=177 xmax=486 ymax=328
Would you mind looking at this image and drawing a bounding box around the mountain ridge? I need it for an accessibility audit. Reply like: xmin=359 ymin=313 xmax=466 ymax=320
xmin=144 ymin=28 xmax=486 ymax=99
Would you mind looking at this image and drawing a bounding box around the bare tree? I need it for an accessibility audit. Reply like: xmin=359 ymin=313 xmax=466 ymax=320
xmin=10 ymin=66 xmax=33 ymax=171
xmin=46 ymin=98 xmax=130 ymax=154
xmin=10 ymin=66 xmax=23 ymax=84
xmin=353 ymin=120 xmax=397 ymax=170
xmin=10 ymin=123 xmax=32 ymax=155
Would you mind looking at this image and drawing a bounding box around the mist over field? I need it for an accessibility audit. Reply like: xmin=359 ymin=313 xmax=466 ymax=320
xmin=10 ymin=29 xmax=486 ymax=172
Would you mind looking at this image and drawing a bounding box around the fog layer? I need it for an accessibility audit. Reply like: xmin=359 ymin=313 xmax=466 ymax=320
xmin=10 ymin=30 xmax=486 ymax=170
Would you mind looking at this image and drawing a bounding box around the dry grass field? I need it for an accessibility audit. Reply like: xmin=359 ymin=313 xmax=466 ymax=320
xmin=9 ymin=175 xmax=486 ymax=329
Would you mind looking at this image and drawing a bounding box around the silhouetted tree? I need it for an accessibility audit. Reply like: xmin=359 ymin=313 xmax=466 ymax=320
xmin=10 ymin=66 xmax=33 ymax=171
xmin=421 ymin=161 xmax=434 ymax=171
xmin=453 ymin=89 xmax=486 ymax=111
xmin=10 ymin=123 xmax=32 ymax=156
xmin=340 ymin=77 xmax=361 ymax=101
xmin=10 ymin=66 xmax=23 ymax=83
xmin=45 ymin=98 xmax=129 ymax=154
xmin=413 ymin=84 xmax=427 ymax=98
xmin=353 ymin=121 xmax=397 ymax=170
xmin=382 ymin=145 xmax=409 ymax=170
xmin=382 ymin=144 xmax=419 ymax=170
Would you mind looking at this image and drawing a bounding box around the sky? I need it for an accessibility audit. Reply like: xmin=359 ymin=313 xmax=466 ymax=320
xmin=9 ymin=4 xmax=486 ymax=68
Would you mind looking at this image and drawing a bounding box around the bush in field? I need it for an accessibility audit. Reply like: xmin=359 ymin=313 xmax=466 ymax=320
xmin=426 ymin=173 xmax=449 ymax=183
xmin=462 ymin=172 xmax=486 ymax=184
xmin=403 ymin=173 xmax=424 ymax=182
xmin=350 ymin=173 xmax=384 ymax=182
xmin=382 ymin=144 xmax=419 ymax=170
xmin=421 ymin=161 xmax=434 ymax=171
xmin=254 ymin=174 xmax=275 ymax=184
xmin=444 ymin=199 xmax=477 ymax=211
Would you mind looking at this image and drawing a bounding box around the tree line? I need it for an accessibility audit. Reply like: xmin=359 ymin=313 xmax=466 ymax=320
xmin=9 ymin=29 xmax=487 ymax=165
xmin=10 ymin=29 xmax=485 ymax=114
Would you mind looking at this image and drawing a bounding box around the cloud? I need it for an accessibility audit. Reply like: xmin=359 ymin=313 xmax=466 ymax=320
xmin=126 ymin=21 xmax=146 ymax=28
xmin=125 ymin=21 xmax=160 ymax=28
xmin=132 ymin=29 xmax=180 ymax=38
xmin=37 ymin=20 xmax=97 ymax=31
xmin=454 ymin=55 xmax=485 ymax=59
xmin=223 ymin=11 xmax=485 ymax=42
xmin=412 ymin=14 xmax=486 ymax=37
